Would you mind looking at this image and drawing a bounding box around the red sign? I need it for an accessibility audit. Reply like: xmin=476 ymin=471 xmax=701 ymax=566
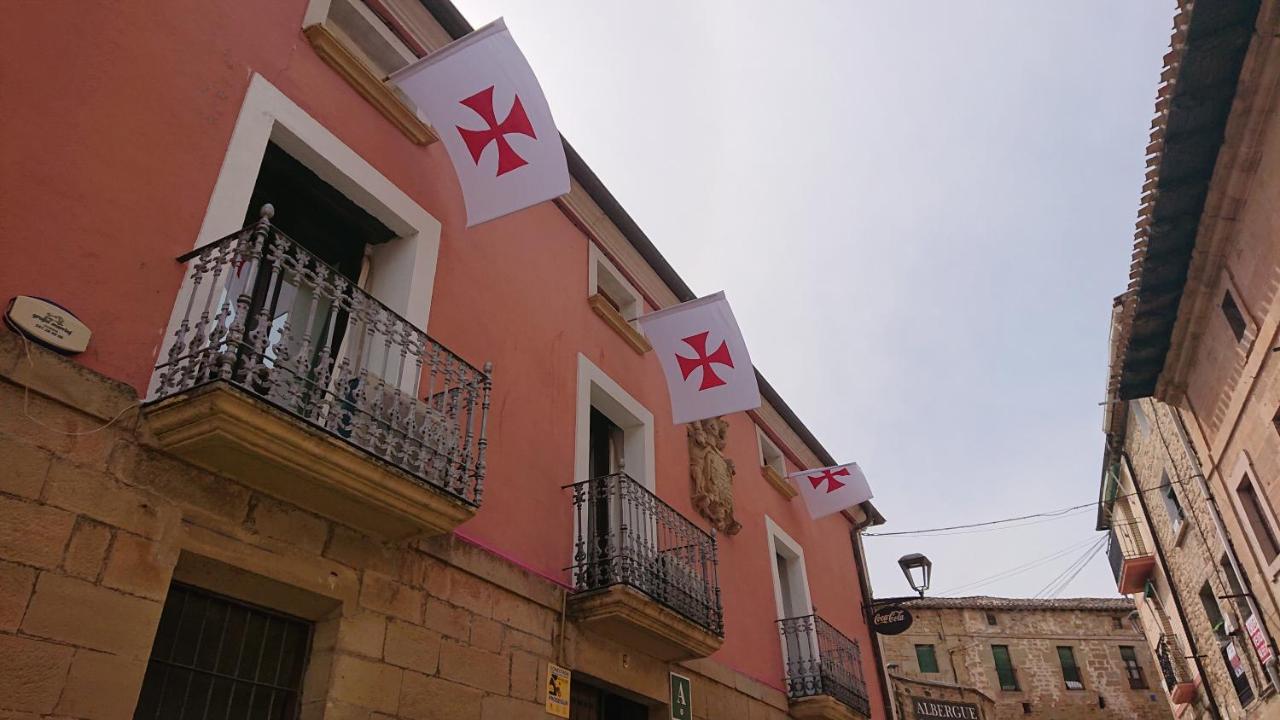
xmin=1246 ymin=614 xmax=1273 ymax=665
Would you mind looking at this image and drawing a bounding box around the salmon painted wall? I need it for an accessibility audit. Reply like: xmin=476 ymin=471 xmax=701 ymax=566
xmin=0 ymin=0 xmax=883 ymax=710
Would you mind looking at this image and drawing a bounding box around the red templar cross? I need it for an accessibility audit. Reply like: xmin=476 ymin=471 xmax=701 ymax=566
xmin=456 ymin=86 xmax=537 ymax=177
xmin=807 ymin=467 xmax=850 ymax=494
xmin=676 ymin=332 xmax=734 ymax=391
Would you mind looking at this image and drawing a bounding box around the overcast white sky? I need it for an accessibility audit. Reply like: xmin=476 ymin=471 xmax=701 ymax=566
xmin=452 ymin=0 xmax=1176 ymax=598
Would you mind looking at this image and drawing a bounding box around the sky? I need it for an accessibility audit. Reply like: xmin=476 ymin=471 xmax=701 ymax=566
xmin=452 ymin=0 xmax=1176 ymax=599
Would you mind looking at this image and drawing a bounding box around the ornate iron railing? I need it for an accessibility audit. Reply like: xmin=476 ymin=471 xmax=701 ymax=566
xmin=1107 ymin=519 xmax=1152 ymax=583
xmin=1157 ymin=634 xmax=1190 ymax=689
xmin=151 ymin=206 xmax=493 ymax=505
xmin=566 ymin=472 xmax=723 ymax=636
xmin=778 ymin=614 xmax=870 ymax=716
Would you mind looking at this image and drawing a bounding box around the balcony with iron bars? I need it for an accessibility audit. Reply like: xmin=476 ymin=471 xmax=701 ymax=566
xmin=1156 ymin=634 xmax=1198 ymax=705
xmin=145 ymin=208 xmax=493 ymax=539
xmin=1108 ymin=519 xmax=1157 ymax=595
xmin=778 ymin=614 xmax=871 ymax=720
xmin=565 ymin=472 xmax=724 ymax=661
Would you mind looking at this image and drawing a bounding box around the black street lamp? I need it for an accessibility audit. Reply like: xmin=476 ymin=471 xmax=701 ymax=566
xmin=898 ymin=553 xmax=932 ymax=598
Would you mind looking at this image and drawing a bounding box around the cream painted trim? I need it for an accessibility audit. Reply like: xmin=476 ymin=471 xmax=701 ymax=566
xmin=573 ymin=354 xmax=655 ymax=491
xmin=588 ymin=243 xmax=643 ymax=323
xmin=151 ymin=73 xmax=441 ymax=398
xmin=757 ymin=426 xmax=785 ymax=476
xmin=1227 ymin=451 xmax=1280 ymax=581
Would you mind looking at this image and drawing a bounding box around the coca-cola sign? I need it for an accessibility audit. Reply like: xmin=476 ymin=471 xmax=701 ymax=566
xmin=871 ymin=605 xmax=913 ymax=635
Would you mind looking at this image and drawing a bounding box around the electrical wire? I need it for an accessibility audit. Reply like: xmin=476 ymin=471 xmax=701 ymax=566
xmin=934 ymin=536 xmax=1101 ymax=597
xmin=863 ymin=482 xmax=1178 ymax=538
xmin=1032 ymin=536 xmax=1107 ymax=599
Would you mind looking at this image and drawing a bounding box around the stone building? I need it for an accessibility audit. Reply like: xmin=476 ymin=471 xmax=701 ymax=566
xmin=876 ymin=597 xmax=1171 ymax=720
xmin=1097 ymin=0 xmax=1280 ymax=717
xmin=0 ymin=1 xmax=888 ymax=719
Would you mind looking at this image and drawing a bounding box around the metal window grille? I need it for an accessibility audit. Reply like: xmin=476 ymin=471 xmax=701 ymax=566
xmin=133 ymin=583 xmax=312 ymax=720
xmin=778 ymin=614 xmax=870 ymax=716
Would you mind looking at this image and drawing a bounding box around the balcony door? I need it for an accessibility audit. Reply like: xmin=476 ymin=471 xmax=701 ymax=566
xmin=231 ymin=143 xmax=394 ymax=399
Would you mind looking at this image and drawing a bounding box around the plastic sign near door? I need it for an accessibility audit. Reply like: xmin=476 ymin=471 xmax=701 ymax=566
xmin=1246 ymin=614 xmax=1274 ymax=666
xmin=545 ymin=663 xmax=570 ymax=718
xmin=670 ymin=672 xmax=692 ymax=720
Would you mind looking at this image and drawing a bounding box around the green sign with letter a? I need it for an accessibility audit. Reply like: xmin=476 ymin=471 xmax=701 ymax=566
xmin=670 ymin=672 xmax=692 ymax=720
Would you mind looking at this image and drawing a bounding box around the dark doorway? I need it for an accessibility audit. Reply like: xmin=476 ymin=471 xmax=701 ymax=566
xmin=570 ymin=679 xmax=648 ymax=720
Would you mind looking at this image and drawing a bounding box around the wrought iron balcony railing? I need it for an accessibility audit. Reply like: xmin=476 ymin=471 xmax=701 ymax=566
xmin=778 ymin=614 xmax=871 ymax=716
xmin=567 ymin=472 xmax=723 ymax=636
xmin=1157 ymin=634 xmax=1197 ymax=704
xmin=1108 ymin=519 xmax=1156 ymax=593
xmin=151 ymin=207 xmax=493 ymax=506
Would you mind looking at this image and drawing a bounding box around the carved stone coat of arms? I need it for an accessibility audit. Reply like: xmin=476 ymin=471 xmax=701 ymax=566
xmin=688 ymin=417 xmax=742 ymax=535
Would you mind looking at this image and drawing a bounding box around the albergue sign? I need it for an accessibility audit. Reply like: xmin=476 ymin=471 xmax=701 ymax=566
xmin=911 ymin=697 xmax=980 ymax=720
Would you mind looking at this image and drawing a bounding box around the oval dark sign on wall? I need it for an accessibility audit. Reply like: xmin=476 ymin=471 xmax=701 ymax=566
xmin=872 ymin=605 xmax=913 ymax=635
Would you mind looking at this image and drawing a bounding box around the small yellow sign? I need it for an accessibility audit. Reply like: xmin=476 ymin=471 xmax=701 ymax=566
xmin=545 ymin=663 xmax=571 ymax=718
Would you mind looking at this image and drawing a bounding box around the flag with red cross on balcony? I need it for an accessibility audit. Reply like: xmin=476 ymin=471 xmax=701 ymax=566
xmin=390 ymin=18 xmax=570 ymax=227
xmin=638 ymin=291 xmax=761 ymax=424
xmin=789 ymin=463 xmax=874 ymax=520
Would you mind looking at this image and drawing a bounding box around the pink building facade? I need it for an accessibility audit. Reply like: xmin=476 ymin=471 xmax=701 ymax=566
xmin=0 ymin=1 xmax=886 ymax=718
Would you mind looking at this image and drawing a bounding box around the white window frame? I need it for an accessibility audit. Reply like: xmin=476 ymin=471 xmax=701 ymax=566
xmin=150 ymin=73 xmax=441 ymax=399
xmin=573 ymin=354 xmax=654 ymax=491
xmin=1228 ymin=451 xmax=1280 ymax=580
xmin=766 ymin=516 xmax=814 ymax=620
xmin=757 ymin=426 xmax=786 ymax=477
xmin=588 ymin=244 xmax=643 ymax=324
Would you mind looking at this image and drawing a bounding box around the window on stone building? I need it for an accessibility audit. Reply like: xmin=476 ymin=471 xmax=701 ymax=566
xmin=915 ymin=644 xmax=939 ymax=673
xmin=985 ymin=612 xmax=997 ymax=626
xmin=1131 ymin=400 xmax=1150 ymax=437
xmin=1119 ymin=646 xmax=1148 ymax=689
xmin=134 ymin=582 xmax=313 ymax=720
xmin=1199 ymin=583 xmax=1227 ymax=639
xmin=992 ymin=645 xmax=1018 ymax=691
xmin=1273 ymin=405 xmax=1280 ymax=437
xmin=1222 ymin=290 xmax=1248 ymax=343
xmin=1160 ymin=472 xmax=1185 ymax=533
xmin=1236 ymin=471 xmax=1280 ymax=564
xmin=1021 ymin=702 xmax=1032 ymax=714
xmin=1057 ymin=646 xmax=1084 ymax=690
xmin=1112 ymin=616 xmax=1124 ymax=630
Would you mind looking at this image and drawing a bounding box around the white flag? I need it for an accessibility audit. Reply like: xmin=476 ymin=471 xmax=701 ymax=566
xmin=638 ymin=292 xmax=761 ymax=424
xmin=390 ymin=19 xmax=569 ymax=227
xmin=790 ymin=463 xmax=874 ymax=520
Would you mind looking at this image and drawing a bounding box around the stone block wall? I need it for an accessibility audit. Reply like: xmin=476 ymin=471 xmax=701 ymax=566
xmin=880 ymin=602 xmax=1172 ymax=720
xmin=0 ymin=330 xmax=804 ymax=720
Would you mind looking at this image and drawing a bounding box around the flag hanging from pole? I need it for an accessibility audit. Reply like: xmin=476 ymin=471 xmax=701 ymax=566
xmin=790 ymin=463 xmax=874 ymax=520
xmin=389 ymin=19 xmax=570 ymax=227
xmin=638 ymin=292 xmax=761 ymax=424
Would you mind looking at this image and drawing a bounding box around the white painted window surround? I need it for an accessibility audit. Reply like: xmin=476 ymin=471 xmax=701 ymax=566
xmin=588 ymin=244 xmax=643 ymax=323
xmin=757 ymin=426 xmax=785 ymax=477
xmin=150 ymin=72 xmax=441 ymax=399
xmin=766 ymin=516 xmax=814 ymax=621
xmin=573 ymin=354 xmax=655 ymax=490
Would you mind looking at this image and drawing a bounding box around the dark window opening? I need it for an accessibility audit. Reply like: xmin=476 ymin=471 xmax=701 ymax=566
xmin=1161 ymin=472 xmax=1185 ymax=530
xmin=915 ymin=644 xmax=939 ymax=674
xmin=1222 ymin=291 xmax=1247 ymax=343
xmin=1238 ymin=474 xmax=1280 ymax=563
xmin=1021 ymin=702 xmax=1032 ymax=714
xmin=134 ymin=582 xmax=312 ymax=720
xmin=985 ymin=612 xmax=997 ymax=626
xmin=1119 ymin=646 xmax=1148 ymax=689
xmin=1200 ymin=583 xmax=1226 ymax=639
xmin=992 ymin=645 xmax=1018 ymax=691
xmin=1098 ymin=695 xmax=1106 ymax=709
xmin=1113 ymin=616 xmax=1124 ymax=630
xmin=569 ymin=679 xmax=647 ymax=720
xmin=1057 ymin=646 xmax=1084 ymax=690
